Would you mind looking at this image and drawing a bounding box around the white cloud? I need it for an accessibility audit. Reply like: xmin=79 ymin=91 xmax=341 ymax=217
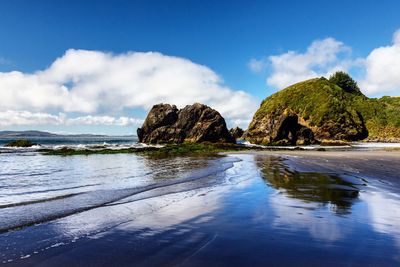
xmin=0 ymin=50 xmax=257 ymax=129
xmin=258 ymin=29 xmax=400 ymax=96
xmin=0 ymin=110 xmax=63 ymax=126
xmin=360 ymin=30 xmax=400 ymax=95
xmin=0 ymin=110 xmax=143 ymax=127
xmin=66 ymin=115 xmax=143 ymax=126
xmin=264 ymin=38 xmax=360 ymax=90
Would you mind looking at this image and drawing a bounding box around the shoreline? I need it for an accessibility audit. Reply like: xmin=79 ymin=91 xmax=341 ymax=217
xmin=40 ymin=144 xmax=400 ymax=156
xmin=224 ymin=149 xmax=400 ymax=156
xmin=1 ymin=140 xmax=398 ymax=156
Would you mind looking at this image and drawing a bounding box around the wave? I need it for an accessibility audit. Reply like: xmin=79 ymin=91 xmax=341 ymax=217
xmin=0 ymin=183 xmax=102 ymax=196
xmin=0 ymin=157 xmax=239 ymax=233
xmin=0 ymin=193 xmax=83 ymax=209
xmin=0 ymin=142 xmax=163 ymax=155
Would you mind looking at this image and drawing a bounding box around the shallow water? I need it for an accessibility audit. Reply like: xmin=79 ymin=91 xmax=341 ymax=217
xmin=1 ymin=151 xmax=400 ymax=266
xmin=0 ymin=136 xmax=142 ymax=155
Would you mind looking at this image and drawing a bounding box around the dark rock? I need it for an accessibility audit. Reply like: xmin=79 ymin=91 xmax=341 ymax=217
xmin=5 ymin=139 xmax=37 ymax=147
xmin=243 ymin=108 xmax=315 ymax=145
xmin=229 ymin=127 xmax=244 ymax=139
xmin=137 ymin=104 xmax=178 ymax=141
xmin=296 ymin=126 xmax=315 ymax=145
xmin=137 ymin=103 xmax=235 ymax=144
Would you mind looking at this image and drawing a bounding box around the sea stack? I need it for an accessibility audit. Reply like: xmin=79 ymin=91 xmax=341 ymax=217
xmin=244 ymin=76 xmax=371 ymax=145
xmin=137 ymin=103 xmax=235 ymax=144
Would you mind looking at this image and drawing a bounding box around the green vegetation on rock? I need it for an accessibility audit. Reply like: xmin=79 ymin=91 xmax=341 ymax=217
xmin=329 ymin=71 xmax=362 ymax=95
xmin=39 ymin=146 xmax=158 ymax=156
xmin=245 ymin=73 xmax=400 ymax=144
xmin=353 ymin=96 xmax=400 ymax=141
xmin=40 ymin=142 xmax=265 ymax=157
xmin=39 ymin=142 xmax=304 ymax=157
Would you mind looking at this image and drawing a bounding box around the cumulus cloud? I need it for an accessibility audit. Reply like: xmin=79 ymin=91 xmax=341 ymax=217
xmin=0 ymin=110 xmax=143 ymax=127
xmin=254 ymin=29 xmax=400 ymax=96
xmin=360 ymin=29 xmax=400 ymax=95
xmin=66 ymin=115 xmax=143 ymax=126
xmin=261 ymin=38 xmax=361 ymax=90
xmin=0 ymin=50 xmax=258 ymax=129
xmin=0 ymin=111 xmax=63 ymax=126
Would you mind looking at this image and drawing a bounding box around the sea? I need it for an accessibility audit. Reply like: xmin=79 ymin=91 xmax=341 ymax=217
xmin=1 ymin=136 xmax=400 ymax=266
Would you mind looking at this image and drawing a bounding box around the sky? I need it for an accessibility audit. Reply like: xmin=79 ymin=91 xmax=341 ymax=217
xmin=0 ymin=0 xmax=400 ymax=135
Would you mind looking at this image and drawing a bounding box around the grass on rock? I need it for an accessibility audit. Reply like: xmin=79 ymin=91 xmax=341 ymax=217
xmin=39 ymin=142 xmax=268 ymax=157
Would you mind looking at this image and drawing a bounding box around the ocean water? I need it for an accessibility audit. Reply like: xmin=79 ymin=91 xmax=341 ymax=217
xmin=0 ymin=135 xmax=138 ymax=146
xmin=0 ymin=136 xmax=140 ymax=152
xmin=1 ymin=139 xmax=400 ymax=266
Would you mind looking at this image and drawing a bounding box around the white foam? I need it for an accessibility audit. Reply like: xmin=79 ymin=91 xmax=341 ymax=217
xmin=351 ymin=142 xmax=400 ymax=148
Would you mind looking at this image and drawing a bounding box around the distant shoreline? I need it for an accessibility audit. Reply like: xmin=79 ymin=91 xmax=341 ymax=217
xmin=0 ymin=130 xmax=136 ymax=138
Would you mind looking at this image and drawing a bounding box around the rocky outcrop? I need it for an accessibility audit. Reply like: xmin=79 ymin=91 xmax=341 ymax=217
xmin=137 ymin=103 xmax=235 ymax=144
xmin=244 ymin=77 xmax=371 ymax=145
xmin=244 ymin=109 xmax=315 ymax=145
xmin=5 ymin=139 xmax=38 ymax=147
xmin=229 ymin=127 xmax=244 ymax=140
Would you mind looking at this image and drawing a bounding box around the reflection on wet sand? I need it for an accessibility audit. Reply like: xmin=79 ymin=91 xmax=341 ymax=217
xmin=257 ymin=156 xmax=361 ymax=214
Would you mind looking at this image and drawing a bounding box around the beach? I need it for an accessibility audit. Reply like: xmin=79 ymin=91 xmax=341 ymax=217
xmin=1 ymin=2 xmax=400 ymax=266
xmin=1 ymin=149 xmax=400 ymax=266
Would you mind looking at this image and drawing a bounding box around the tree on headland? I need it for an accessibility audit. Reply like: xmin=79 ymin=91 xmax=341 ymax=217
xmin=329 ymin=71 xmax=362 ymax=95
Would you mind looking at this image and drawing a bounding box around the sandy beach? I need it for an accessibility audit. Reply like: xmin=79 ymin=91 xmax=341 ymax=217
xmin=1 ymin=149 xmax=400 ymax=266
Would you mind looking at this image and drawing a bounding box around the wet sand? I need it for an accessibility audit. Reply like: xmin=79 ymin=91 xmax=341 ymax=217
xmin=2 ymin=150 xmax=400 ymax=266
xmin=228 ymin=150 xmax=400 ymax=191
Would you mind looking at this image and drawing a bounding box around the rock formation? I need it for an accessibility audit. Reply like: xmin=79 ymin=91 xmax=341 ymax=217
xmin=244 ymin=109 xmax=315 ymax=145
xmin=229 ymin=127 xmax=244 ymax=140
xmin=5 ymin=139 xmax=37 ymax=147
xmin=137 ymin=103 xmax=235 ymax=144
xmin=244 ymin=77 xmax=372 ymax=145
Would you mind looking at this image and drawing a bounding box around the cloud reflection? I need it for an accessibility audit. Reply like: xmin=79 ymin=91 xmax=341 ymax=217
xmin=362 ymin=190 xmax=400 ymax=248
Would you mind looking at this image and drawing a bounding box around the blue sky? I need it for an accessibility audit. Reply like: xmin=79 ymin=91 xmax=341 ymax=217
xmin=0 ymin=0 xmax=400 ymax=135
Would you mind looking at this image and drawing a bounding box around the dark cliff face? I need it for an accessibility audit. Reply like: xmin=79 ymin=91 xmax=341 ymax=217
xmin=137 ymin=103 xmax=235 ymax=144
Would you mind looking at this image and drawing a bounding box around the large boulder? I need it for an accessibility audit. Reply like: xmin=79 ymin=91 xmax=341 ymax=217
xmin=137 ymin=103 xmax=235 ymax=144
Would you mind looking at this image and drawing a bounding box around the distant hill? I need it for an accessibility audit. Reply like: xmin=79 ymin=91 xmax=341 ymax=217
xmin=244 ymin=77 xmax=400 ymax=145
xmin=0 ymin=130 xmax=113 ymax=138
xmin=0 ymin=131 xmax=58 ymax=138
